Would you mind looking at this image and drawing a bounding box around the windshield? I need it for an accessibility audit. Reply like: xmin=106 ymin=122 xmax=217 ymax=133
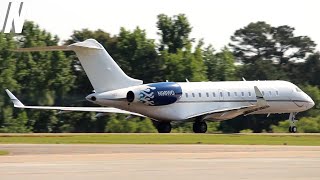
xmin=295 ymin=87 xmax=302 ymax=92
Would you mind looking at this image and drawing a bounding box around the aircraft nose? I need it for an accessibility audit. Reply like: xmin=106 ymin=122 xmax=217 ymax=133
xmin=306 ymin=95 xmax=315 ymax=109
xmin=309 ymin=98 xmax=315 ymax=108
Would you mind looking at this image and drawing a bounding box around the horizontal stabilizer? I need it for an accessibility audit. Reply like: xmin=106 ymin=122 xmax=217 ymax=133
xmin=12 ymin=46 xmax=70 ymax=52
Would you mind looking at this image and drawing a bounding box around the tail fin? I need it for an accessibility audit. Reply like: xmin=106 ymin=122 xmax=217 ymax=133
xmin=12 ymin=39 xmax=142 ymax=92
xmin=68 ymin=39 xmax=142 ymax=92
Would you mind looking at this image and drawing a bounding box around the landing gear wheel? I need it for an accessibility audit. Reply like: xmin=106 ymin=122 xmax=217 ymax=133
xmin=193 ymin=121 xmax=207 ymax=133
xmin=288 ymin=113 xmax=298 ymax=133
xmin=157 ymin=122 xmax=172 ymax=133
xmin=289 ymin=126 xmax=297 ymax=133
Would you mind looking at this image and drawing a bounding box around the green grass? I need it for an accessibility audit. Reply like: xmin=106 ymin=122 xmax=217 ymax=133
xmin=0 ymin=150 xmax=9 ymax=155
xmin=0 ymin=133 xmax=319 ymax=146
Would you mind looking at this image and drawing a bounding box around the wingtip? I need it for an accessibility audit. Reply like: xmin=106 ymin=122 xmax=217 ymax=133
xmin=5 ymin=89 xmax=24 ymax=107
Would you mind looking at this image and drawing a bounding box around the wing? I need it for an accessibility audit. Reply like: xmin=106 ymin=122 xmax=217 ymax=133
xmin=187 ymin=86 xmax=270 ymax=121
xmin=5 ymin=89 xmax=145 ymax=117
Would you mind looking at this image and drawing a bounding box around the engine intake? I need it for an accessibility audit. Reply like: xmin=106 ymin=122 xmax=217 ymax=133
xmin=126 ymin=91 xmax=135 ymax=103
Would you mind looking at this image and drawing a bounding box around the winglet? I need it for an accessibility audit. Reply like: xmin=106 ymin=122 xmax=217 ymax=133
xmin=254 ymin=86 xmax=269 ymax=107
xmin=5 ymin=89 xmax=24 ymax=107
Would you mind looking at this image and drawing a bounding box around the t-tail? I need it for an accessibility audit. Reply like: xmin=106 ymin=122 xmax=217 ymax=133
xmin=68 ymin=39 xmax=142 ymax=92
xmin=13 ymin=39 xmax=143 ymax=93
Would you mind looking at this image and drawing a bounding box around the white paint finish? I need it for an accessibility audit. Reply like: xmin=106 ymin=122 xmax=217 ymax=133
xmin=91 ymin=80 xmax=314 ymax=121
xmin=68 ymin=39 xmax=142 ymax=92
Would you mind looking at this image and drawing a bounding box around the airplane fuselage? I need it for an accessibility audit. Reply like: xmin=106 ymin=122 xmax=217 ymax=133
xmin=87 ymin=80 xmax=314 ymax=121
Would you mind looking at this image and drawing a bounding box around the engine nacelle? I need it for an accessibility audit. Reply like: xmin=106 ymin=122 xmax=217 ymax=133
xmin=126 ymin=82 xmax=182 ymax=106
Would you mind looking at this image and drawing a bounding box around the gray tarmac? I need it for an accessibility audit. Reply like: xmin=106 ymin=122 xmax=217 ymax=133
xmin=0 ymin=144 xmax=320 ymax=180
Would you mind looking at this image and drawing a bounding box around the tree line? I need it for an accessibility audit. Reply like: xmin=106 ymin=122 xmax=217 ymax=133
xmin=0 ymin=14 xmax=319 ymax=133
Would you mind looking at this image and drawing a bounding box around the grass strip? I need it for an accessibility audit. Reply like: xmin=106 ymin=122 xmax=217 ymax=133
xmin=0 ymin=150 xmax=9 ymax=155
xmin=0 ymin=133 xmax=319 ymax=146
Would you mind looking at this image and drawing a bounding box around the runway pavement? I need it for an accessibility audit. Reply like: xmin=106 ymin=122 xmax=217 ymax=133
xmin=0 ymin=144 xmax=320 ymax=180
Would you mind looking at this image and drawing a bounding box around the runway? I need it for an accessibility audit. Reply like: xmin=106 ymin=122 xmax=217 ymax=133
xmin=0 ymin=144 xmax=320 ymax=180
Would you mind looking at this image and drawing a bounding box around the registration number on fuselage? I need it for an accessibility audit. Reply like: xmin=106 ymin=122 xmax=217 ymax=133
xmin=157 ymin=90 xmax=175 ymax=96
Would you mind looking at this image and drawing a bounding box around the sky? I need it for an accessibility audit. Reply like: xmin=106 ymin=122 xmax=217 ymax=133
xmin=7 ymin=0 xmax=320 ymax=50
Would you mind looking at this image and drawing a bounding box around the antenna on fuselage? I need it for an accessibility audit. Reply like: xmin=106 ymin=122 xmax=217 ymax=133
xmin=242 ymin=77 xmax=246 ymax=81
xmin=186 ymin=79 xmax=189 ymax=82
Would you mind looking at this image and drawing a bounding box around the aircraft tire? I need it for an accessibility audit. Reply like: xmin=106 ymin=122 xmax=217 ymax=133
xmin=193 ymin=121 xmax=207 ymax=133
xmin=289 ymin=126 xmax=297 ymax=133
xmin=157 ymin=122 xmax=172 ymax=133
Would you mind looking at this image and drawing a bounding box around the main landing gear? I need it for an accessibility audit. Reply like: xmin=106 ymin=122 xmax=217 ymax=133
xmin=154 ymin=121 xmax=208 ymax=133
xmin=288 ymin=112 xmax=298 ymax=133
xmin=193 ymin=121 xmax=207 ymax=133
xmin=156 ymin=121 xmax=172 ymax=133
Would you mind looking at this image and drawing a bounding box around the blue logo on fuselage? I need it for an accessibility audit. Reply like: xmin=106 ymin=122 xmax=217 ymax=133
xmin=139 ymin=82 xmax=182 ymax=106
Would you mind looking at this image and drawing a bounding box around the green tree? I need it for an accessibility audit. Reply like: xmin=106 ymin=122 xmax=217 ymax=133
xmin=230 ymin=21 xmax=316 ymax=65
xmin=237 ymin=60 xmax=287 ymax=80
xmin=204 ymin=46 xmax=236 ymax=81
xmin=157 ymin=14 xmax=192 ymax=53
xmin=11 ymin=21 xmax=75 ymax=132
xmin=303 ymin=53 xmax=320 ymax=86
xmin=105 ymin=116 xmax=156 ymax=133
xmin=0 ymin=33 xmax=21 ymax=131
xmin=157 ymin=15 xmax=207 ymax=82
xmin=160 ymin=45 xmax=207 ymax=82
xmin=116 ymin=27 xmax=162 ymax=83
xmin=0 ymin=107 xmax=31 ymax=133
xmin=187 ymin=42 xmax=207 ymax=81
xmin=135 ymin=118 xmax=157 ymax=133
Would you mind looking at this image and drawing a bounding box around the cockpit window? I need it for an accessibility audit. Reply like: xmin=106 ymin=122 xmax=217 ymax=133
xmin=295 ymin=87 xmax=302 ymax=92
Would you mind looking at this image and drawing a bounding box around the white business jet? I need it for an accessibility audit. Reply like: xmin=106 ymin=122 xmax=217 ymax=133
xmin=6 ymin=39 xmax=315 ymax=133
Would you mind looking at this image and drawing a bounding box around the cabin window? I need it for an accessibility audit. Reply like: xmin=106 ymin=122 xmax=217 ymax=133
xmin=185 ymin=93 xmax=188 ymax=98
xmin=220 ymin=92 xmax=223 ymax=97
xmin=206 ymin=92 xmax=209 ymax=97
xmin=199 ymin=93 xmax=202 ymax=97
xmin=248 ymin=92 xmax=251 ymax=97
xmin=213 ymin=92 xmax=216 ymax=97
xmin=241 ymin=92 xmax=244 ymax=97
xmin=192 ymin=93 xmax=195 ymax=97
xmin=269 ymin=91 xmax=272 ymax=96
xmin=276 ymin=91 xmax=279 ymax=96
xmin=234 ymin=92 xmax=238 ymax=96
xmin=227 ymin=92 xmax=231 ymax=97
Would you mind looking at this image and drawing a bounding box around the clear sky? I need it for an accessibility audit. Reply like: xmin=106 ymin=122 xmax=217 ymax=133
xmin=21 ymin=0 xmax=320 ymax=50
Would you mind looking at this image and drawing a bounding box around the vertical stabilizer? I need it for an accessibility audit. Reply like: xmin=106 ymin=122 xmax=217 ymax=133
xmin=68 ymin=39 xmax=142 ymax=92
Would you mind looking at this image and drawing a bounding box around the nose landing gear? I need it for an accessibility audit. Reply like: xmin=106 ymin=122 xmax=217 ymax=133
xmin=288 ymin=112 xmax=298 ymax=133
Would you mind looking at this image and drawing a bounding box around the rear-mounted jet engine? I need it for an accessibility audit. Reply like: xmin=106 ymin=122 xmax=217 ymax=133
xmin=126 ymin=82 xmax=182 ymax=106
